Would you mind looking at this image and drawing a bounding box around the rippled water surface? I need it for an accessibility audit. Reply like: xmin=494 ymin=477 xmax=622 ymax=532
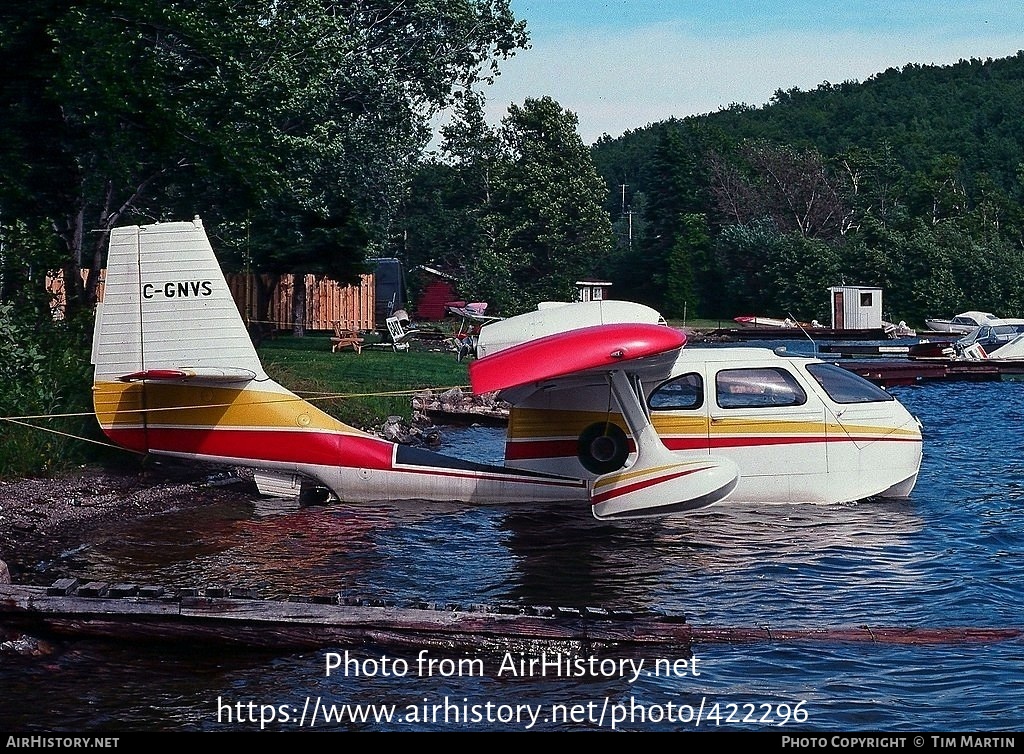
xmin=2 ymin=380 xmax=1023 ymax=731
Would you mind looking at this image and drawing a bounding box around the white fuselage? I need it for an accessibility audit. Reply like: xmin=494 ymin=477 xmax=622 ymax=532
xmin=502 ymin=346 xmax=922 ymax=504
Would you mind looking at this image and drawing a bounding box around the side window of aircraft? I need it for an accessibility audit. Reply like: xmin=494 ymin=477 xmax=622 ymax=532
xmin=715 ymin=368 xmax=807 ymax=409
xmin=648 ymin=373 xmax=704 ymax=410
xmin=805 ymin=363 xmax=894 ymax=403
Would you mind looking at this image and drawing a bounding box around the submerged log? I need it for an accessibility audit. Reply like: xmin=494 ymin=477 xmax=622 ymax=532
xmin=1 ymin=582 xmax=1019 ymax=651
xmin=0 ymin=583 xmax=689 ymax=651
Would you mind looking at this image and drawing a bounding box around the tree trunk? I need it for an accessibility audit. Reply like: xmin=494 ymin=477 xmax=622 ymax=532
xmin=251 ymin=274 xmax=279 ymax=346
xmin=292 ymin=272 xmax=306 ymax=337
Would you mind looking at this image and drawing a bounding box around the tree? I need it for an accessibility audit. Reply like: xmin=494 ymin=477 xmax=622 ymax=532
xmin=707 ymin=141 xmax=852 ymax=240
xmin=0 ymin=0 xmax=528 ymax=315
xmin=400 ymin=89 xmax=501 ymax=279
xmin=468 ymin=97 xmax=614 ymax=313
xmin=630 ymin=125 xmax=709 ymax=314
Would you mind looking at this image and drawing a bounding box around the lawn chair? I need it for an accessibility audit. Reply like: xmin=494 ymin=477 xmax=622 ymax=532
xmin=385 ymin=315 xmax=414 ymax=351
xmin=331 ymin=321 xmax=364 ymax=354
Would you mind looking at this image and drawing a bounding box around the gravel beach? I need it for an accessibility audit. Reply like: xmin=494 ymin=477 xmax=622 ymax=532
xmin=0 ymin=460 xmax=248 ymax=584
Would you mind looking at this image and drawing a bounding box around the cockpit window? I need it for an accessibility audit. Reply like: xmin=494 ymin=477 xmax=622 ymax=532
xmin=805 ymin=363 xmax=894 ymax=403
xmin=648 ymin=373 xmax=703 ymax=410
xmin=715 ymin=368 xmax=807 ymax=408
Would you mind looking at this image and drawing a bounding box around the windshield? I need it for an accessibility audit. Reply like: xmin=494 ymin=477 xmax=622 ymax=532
xmin=806 ymin=363 xmax=894 ymax=404
xmin=648 ymin=373 xmax=704 ymax=410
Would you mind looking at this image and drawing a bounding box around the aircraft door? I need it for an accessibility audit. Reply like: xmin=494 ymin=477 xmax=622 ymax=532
xmin=706 ymin=363 xmax=828 ymax=502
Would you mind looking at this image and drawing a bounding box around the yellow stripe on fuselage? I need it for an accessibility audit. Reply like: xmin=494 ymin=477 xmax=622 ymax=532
xmin=508 ymin=408 xmax=629 ymax=439
xmin=93 ymin=380 xmax=365 ymax=436
xmin=508 ymin=408 xmax=920 ymax=441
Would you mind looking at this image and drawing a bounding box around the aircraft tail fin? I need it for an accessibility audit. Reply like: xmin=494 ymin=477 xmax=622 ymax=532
xmin=91 ymin=218 xmax=298 ymax=455
xmin=92 ymin=217 xmax=264 ymax=383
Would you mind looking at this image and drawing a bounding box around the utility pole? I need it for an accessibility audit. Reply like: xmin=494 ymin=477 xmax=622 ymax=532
xmin=619 ymin=184 xmax=632 ymax=251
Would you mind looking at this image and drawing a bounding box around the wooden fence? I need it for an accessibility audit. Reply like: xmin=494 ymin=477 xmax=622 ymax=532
xmin=48 ymin=271 xmax=375 ymax=333
xmin=225 ymin=273 xmax=375 ymax=332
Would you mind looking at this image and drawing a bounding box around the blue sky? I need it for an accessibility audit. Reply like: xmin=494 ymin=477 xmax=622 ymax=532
xmin=478 ymin=1 xmax=1024 ymax=143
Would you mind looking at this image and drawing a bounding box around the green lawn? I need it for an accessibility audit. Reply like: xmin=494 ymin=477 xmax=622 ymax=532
xmin=258 ymin=335 xmax=469 ymax=429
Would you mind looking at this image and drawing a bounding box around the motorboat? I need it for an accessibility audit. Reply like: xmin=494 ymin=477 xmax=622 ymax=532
xmin=925 ymin=311 xmax=999 ymax=334
xmin=954 ymin=318 xmax=1024 ymax=354
xmin=733 ymin=315 xmax=812 ymax=328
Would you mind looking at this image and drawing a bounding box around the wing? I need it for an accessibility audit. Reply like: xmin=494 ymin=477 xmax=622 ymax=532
xmin=469 ymin=323 xmax=738 ymax=520
xmin=468 ymin=323 xmax=686 ymax=396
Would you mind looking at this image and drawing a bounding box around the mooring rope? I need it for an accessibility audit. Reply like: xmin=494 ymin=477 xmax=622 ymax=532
xmin=0 ymin=417 xmax=134 ymax=452
xmin=0 ymin=383 xmax=474 ymax=451
xmin=0 ymin=384 xmax=473 ymax=423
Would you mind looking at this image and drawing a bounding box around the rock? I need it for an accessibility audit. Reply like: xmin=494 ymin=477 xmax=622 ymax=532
xmin=0 ymin=558 xmax=9 ymax=585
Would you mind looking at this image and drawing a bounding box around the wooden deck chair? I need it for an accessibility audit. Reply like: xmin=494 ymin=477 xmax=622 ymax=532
xmin=331 ymin=321 xmax=364 ymax=354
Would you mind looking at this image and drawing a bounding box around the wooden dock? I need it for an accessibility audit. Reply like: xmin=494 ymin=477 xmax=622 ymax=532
xmin=1 ymin=581 xmax=1018 ymax=651
xmin=705 ymin=327 xmax=889 ymax=341
xmin=838 ymin=359 xmax=1024 ymax=386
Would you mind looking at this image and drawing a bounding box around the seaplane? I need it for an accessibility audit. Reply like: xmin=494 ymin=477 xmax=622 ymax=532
xmin=92 ymin=218 xmax=923 ymax=520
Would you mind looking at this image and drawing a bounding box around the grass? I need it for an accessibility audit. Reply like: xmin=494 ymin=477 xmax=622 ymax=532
xmin=258 ymin=335 xmax=469 ymax=429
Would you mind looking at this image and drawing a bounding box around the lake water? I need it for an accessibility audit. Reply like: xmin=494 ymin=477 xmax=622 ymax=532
xmin=1 ymin=378 xmax=1022 ymax=732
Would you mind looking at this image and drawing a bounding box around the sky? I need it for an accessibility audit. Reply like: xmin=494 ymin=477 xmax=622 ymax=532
xmin=476 ymin=0 xmax=1024 ymax=144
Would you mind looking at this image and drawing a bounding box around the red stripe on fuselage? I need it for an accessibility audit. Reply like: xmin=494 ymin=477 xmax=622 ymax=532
xmin=106 ymin=427 xmax=394 ymax=468
xmin=504 ymin=434 xmax=919 ymax=460
xmin=103 ymin=427 xmax=585 ymax=489
xmin=504 ymin=438 xmax=637 ymax=460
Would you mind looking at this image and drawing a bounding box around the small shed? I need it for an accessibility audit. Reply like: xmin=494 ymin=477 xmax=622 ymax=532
xmin=829 ymin=285 xmax=883 ymax=330
xmin=414 ymin=265 xmax=458 ymax=321
xmin=576 ymin=280 xmax=612 ymax=303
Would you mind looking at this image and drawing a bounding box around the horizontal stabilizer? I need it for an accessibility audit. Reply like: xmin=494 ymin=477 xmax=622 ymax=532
xmin=118 ymin=367 xmax=257 ymax=383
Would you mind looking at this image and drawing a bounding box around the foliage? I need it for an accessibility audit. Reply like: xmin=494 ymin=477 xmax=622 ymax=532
xmin=403 ymin=95 xmax=614 ymax=315
xmin=592 ymin=52 xmax=1024 ymax=322
xmin=0 ymin=0 xmax=528 ymax=315
xmin=0 ymin=0 xmax=527 ymax=472
xmin=480 ymin=97 xmax=614 ymax=313
xmin=0 ymin=303 xmax=95 ymax=478
xmin=400 ymin=89 xmax=501 ymax=280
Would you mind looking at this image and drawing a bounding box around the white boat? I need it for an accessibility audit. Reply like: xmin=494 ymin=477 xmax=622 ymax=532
xmin=883 ymin=320 xmax=917 ymax=338
xmin=733 ymin=315 xmax=798 ymax=328
xmin=924 ymin=311 xmax=999 ymax=334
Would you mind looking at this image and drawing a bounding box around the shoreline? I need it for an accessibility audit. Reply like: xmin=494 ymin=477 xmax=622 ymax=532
xmin=0 ymin=460 xmax=251 ymax=585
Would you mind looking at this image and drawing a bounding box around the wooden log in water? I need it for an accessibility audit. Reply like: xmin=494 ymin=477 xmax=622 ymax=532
xmin=1 ymin=583 xmax=1019 ymax=651
xmin=0 ymin=584 xmax=690 ymax=651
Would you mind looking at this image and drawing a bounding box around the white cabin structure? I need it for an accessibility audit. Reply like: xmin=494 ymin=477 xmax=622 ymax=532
xmin=575 ymin=280 xmax=612 ymax=302
xmin=829 ymin=285 xmax=883 ymax=330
